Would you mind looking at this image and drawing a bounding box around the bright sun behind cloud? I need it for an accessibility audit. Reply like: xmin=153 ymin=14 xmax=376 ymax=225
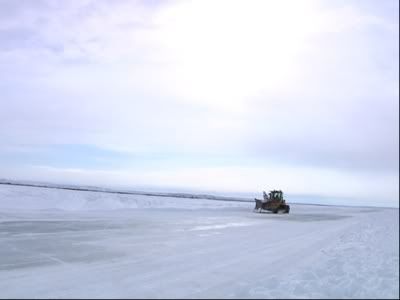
xmin=151 ymin=0 xmax=326 ymax=112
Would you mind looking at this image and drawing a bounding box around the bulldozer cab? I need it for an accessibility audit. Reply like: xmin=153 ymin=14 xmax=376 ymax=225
xmin=269 ymin=190 xmax=283 ymax=201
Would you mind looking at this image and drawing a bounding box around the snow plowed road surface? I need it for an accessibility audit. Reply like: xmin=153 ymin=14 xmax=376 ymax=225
xmin=0 ymin=184 xmax=398 ymax=298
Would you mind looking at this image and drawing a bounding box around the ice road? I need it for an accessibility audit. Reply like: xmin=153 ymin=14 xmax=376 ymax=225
xmin=0 ymin=184 xmax=398 ymax=298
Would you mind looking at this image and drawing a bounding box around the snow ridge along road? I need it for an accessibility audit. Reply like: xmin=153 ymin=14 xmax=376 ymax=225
xmin=0 ymin=183 xmax=398 ymax=298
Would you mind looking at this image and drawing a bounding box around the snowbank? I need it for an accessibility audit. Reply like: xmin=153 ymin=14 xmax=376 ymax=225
xmin=0 ymin=183 xmax=250 ymax=211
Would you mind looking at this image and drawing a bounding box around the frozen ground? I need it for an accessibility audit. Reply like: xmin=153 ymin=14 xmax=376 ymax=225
xmin=0 ymin=184 xmax=398 ymax=299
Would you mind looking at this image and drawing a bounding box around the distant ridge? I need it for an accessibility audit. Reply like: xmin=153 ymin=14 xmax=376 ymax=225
xmin=0 ymin=179 xmax=252 ymax=203
xmin=0 ymin=179 xmax=395 ymax=209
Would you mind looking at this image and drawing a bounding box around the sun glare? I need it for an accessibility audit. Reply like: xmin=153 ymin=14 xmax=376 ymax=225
xmin=153 ymin=0 xmax=323 ymax=112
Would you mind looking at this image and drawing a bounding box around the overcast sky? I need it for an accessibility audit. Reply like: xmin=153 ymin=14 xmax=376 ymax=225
xmin=0 ymin=0 xmax=398 ymax=206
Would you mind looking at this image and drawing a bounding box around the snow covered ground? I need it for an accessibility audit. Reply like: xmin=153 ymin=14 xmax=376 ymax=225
xmin=0 ymin=184 xmax=398 ymax=299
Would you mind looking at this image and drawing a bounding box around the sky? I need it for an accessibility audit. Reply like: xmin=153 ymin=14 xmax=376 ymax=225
xmin=0 ymin=0 xmax=398 ymax=206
